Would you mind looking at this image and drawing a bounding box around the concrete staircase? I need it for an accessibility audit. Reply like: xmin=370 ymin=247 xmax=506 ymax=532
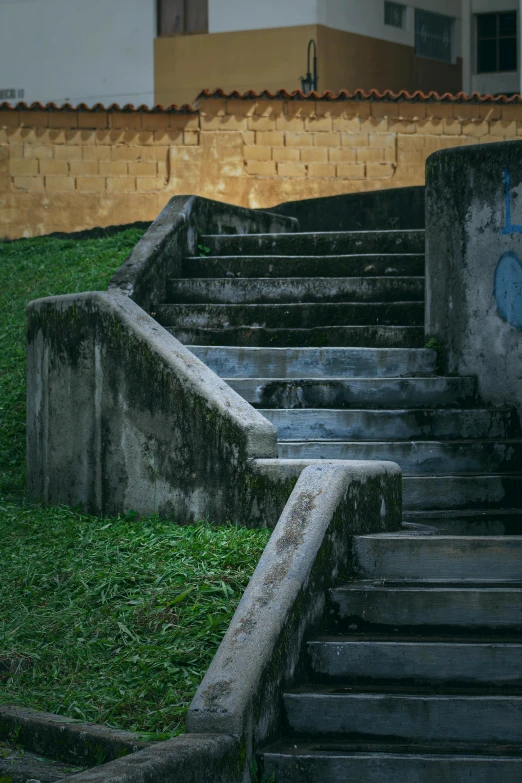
xmin=261 ymin=532 xmax=522 ymax=781
xmin=153 ymin=227 xmax=522 ymax=779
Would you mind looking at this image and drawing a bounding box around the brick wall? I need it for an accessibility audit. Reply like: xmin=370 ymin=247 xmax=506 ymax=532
xmin=1 ymin=97 xmax=521 ymax=239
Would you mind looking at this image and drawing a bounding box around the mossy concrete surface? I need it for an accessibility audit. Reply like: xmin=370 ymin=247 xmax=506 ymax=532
xmin=0 ymin=706 xmax=150 ymax=768
xmin=188 ymin=461 xmax=402 ymax=781
xmin=26 ymin=290 xmax=277 ymax=522
xmin=26 ymin=195 xmax=296 ymax=521
xmin=426 ymin=139 xmax=522 ymax=416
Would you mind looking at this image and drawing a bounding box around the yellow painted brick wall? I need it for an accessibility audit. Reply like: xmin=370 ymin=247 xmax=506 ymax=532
xmin=1 ymin=99 xmax=521 ymax=239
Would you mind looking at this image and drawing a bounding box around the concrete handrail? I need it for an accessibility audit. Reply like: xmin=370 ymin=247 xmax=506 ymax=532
xmin=26 ymin=290 xmax=277 ymax=522
xmin=109 ymin=195 xmax=298 ymax=311
xmin=26 ymin=195 xmax=296 ymax=521
xmin=187 ymin=460 xmax=401 ymax=777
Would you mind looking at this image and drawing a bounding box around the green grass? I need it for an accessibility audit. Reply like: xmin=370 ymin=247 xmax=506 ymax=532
xmin=0 ymin=230 xmax=271 ymax=737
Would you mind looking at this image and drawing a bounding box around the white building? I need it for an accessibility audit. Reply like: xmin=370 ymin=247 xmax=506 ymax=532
xmin=0 ymin=0 xmax=520 ymax=108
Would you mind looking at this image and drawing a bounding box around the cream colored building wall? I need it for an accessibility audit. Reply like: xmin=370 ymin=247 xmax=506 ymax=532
xmin=2 ymin=98 xmax=520 ymax=240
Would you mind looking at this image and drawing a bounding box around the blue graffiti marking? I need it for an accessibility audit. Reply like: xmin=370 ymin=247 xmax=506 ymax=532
xmin=495 ymin=251 xmax=522 ymax=329
xmin=502 ymin=168 xmax=522 ymax=234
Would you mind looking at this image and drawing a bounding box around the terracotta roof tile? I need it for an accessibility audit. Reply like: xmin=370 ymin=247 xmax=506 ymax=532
xmin=2 ymin=88 xmax=522 ymax=114
xmin=0 ymin=101 xmax=197 ymax=113
xmin=198 ymin=87 xmax=522 ymax=104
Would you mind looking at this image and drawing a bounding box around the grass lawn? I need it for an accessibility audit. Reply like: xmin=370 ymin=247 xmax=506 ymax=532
xmin=0 ymin=230 xmax=271 ymax=738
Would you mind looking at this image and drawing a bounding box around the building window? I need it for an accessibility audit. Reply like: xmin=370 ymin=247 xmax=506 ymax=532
xmin=415 ymin=9 xmax=455 ymax=63
xmin=477 ymin=12 xmax=517 ymax=73
xmin=157 ymin=0 xmax=208 ymax=36
xmin=385 ymin=1 xmax=406 ymax=29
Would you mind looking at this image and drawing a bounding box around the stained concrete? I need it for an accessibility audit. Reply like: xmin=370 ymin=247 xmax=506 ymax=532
xmin=426 ymin=140 xmax=522 ymax=416
xmin=187 ymin=461 xmax=401 ymax=780
xmin=26 ymin=291 xmax=277 ymax=522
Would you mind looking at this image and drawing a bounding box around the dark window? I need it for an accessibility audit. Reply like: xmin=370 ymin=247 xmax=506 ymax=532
xmin=477 ymin=12 xmax=517 ymax=73
xmin=385 ymin=1 xmax=406 ymax=29
xmin=415 ymin=9 xmax=455 ymax=63
xmin=158 ymin=0 xmax=208 ymax=36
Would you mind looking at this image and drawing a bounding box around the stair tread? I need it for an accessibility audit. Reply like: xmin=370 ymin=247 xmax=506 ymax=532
xmin=404 ymin=508 xmax=522 ymax=518
xmin=201 ymin=229 xmax=426 ymax=238
xmin=337 ymin=580 xmax=522 ymax=589
xmin=170 ymin=275 xmax=426 ymax=281
xmin=285 ymin=684 xmax=522 ymax=697
xmin=262 ymin=738 xmax=522 ymax=758
xmin=167 ymin=325 xmax=426 ymax=348
xmin=356 ymin=533 xmax=522 ymax=540
xmin=310 ymin=633 xmax=522 ymax=643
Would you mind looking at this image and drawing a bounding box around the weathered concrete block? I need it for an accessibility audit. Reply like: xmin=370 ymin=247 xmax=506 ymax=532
xmin=425 ymin=139 xmax=522 ymax=415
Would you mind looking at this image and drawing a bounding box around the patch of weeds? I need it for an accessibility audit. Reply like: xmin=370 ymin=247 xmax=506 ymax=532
xmin=250 ymin=757 xmax=276 ymax=782
xmin=425 ymin=337 xmax=445 ymax=371
xmin=197 ymin=243 xmax=211 ymax=258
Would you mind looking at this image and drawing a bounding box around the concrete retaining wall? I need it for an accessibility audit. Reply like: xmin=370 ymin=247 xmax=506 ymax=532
xmin=425 ymin=139 xmax=522 ymax=416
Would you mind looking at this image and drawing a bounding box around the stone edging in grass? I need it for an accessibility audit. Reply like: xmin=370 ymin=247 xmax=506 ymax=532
xmin=0 ymin=704 xmax=152 ymax=767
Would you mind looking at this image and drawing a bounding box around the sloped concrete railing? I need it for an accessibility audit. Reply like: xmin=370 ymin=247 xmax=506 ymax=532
xmin=58 ymin=460 xmax=400 ymax=783
xmin=27 ymin=290 xmax=278 ymax=522
xmin=188 ymin=461 xmax=401 ymax=780
xmin=26 ymin=196 xmax=296 ymax=522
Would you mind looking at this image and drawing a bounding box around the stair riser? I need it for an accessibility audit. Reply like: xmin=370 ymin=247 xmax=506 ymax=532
xmin=403 ymin=476 xmax=522 ymax=511
xmin=187 ymin=346 xmax=437 ymax=379
xmin=202 ymin=230 xmax=426 ymax=256
xmin=277 ymin=441 xmax=522 ymax=475
xmin=167 ymin=277 xmax=425 ymax=304
xmin=154 ymin=302 xmax=424 ymax=329
xmin=168 ymin=326 xmax=425 ymax=348
xmin=403 ymin=511 xmax=522 ymax=536
xmin=284 ymin=693 xmax=522 ymax=742
xmin=262 ymin=409 xmax=517 ymax=442
xmin=308 ymin=641 xmax=522 ymax=685
xmin=331 ymin=587 xmax=522 ymax=629
xmin=183 ymin=254 xmax=426 ymax=278
xmin=262 ymin=753 xmax=522 ymax=783
xmin=226 ymin=377 xmax=477 ymax=409
xmin=354 ymin=536 xmax=522 ymax=580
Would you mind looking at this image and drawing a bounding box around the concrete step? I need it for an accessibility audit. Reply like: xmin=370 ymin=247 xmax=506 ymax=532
xmin=167 ymin=325 xmax=426 ymax=348
xmin=283 ymin=686 xmax=522 ymax=742
xmin=260 ymin=408 xmax=518 ymax=441
xmin=261 ymin=740 xmax=522 ymax=783
xmin=166 ymin=276 xmax=425 ymax=304
xmin=403 ymin=509 xmax=522 ymax=535
xmin=225 ymin=376 xmax=477 ymax=409
xmin=277 ymin=440 xmax=522 ymax=475
xmin=182 ymin=254 xmax=426 ymax=278
xmin=354 ymin=535 xmax=522 ymax=580
xmin=153 ymin=302 xmax=425 ymax=329
xmin=308 ymin=636 xmax=522 ymax=685
xmin=201 ymin=229 xmax=426 ymax=256
xmin=186 ymin=346 xmax=437 ymax=379
xmin=331 ymin=582 xmax=522 ymax=629
xmin=403 ymin=475 xmax=522 ymax=511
